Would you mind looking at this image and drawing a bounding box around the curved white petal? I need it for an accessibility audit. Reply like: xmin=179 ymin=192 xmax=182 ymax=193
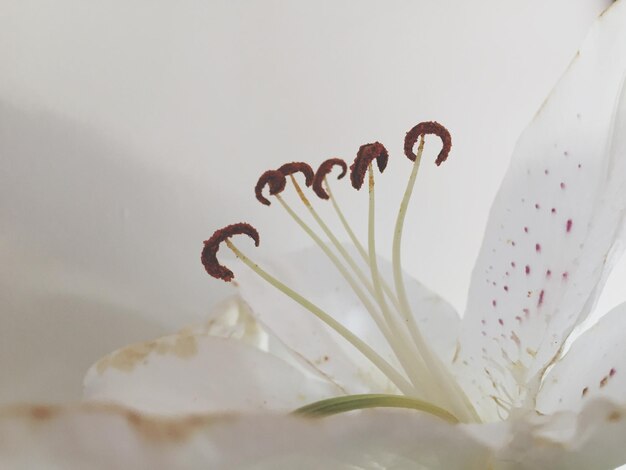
xmin=84 ymin=318 xmax=340 ymax=414
xmin=457 ymin=1 xmax=626 ymax=420
xmin=536 ymin=302 xmax=626 ymax=415
xmin=235 ymin=244 xmax=459 ymax=396
xmin=495 ymin=399 xmax=626 ymax=470
xmin=0 ymin=405 xmax=495 ymax=470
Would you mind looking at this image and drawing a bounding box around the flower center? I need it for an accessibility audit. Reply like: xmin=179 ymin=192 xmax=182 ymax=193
xmin=202 ymin=122 xmax=480 ymax=423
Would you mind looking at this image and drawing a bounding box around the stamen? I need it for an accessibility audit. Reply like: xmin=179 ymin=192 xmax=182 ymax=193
xmin=362 ymin=164 xmax=436 ymax=396
xmin=255 ymin=170 xmax=287 ymax=206
xmin=282 ymin=173 xmax=428 ymax=391
xmin=350 ymin=142 xmax=388 ymax=190
xmin=203 ymin=122 xmax=478 ymax=422
xmin=201 ymin=223 xmax=260 ymax=282
xmin=222 ymin=238 xmax=415 ymax=395
xmin=404 ymin=121 xmax=451 ymax=166
xmin=277 ymin=162 xmax=315 ymax=187
xmin=312 ymin=158 xmax=347 ymax=200
xmin=392 ymin=122 xmax=479 ymax=422
xmin=323 ymin=174 xmax=402 ymax=312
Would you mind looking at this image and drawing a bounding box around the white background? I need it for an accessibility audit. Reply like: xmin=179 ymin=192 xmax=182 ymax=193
xmin=1 ymin=0 xmax=621 ymax=404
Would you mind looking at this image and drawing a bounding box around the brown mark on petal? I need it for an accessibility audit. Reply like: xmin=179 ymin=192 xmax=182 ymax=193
xmin=608 ymin=411 xmax=622 ymax=422
xmin=255 ymin=170 xmax=286 ymax=206
xmin=278 ymin=162 xmax=315 ymax=186
xmin=404 ymin=121 xmax=452 ymax=166
xmin=96 ymin=332 xmax=199 ymax=374
xmin=201 ymin=223 xmax=259 ymax=282
xmin=312 ymin=158 xmax=348 ymax=199
xmin=31 ymin=406 xmax=58 ymax=421
xmin=2 ymin=403 xmax=231 ymax=444
xmin=350 ymin=142 xmax=389 ymax=190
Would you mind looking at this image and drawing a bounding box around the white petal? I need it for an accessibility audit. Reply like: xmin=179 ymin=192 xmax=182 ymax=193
xmin=536 ymin=302 xmax=626 ymax=415
xmin=456 ymin=1 xmax=626 ymax=420
xmin=84 ymin=326 xmax=340 ymax=414
xmin=0 ymin=405 xmax=495 ymax=470
xmin=496 ymin=399 xmax=626 ymax=470
xmin=235 ymin=244 xmax=459 ymax=395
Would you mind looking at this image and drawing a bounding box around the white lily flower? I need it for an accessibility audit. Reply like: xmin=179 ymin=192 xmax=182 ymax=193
xmin=6 ymin=1 xmax=626 ymax=468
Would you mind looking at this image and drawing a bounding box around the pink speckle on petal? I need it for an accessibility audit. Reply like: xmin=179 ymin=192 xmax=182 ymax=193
xmin=535 ymin=203 xmax=540 ymax=209
xmin=492 ymin=300 xmax=497 ymax=307
xmin=546 ymin=269 xmax=552 ymax=278
xmin=535 ymin=243 xmax=541 ymax=253
xmin=610 ymin=368 xmax=617 ymax=377
xmin=566 ymin=219 xmax=573 ymax=232
xmin=524 ymin=227 xmax=529 ymax=233
xmin=523 ymin=308 xmax=530 ymax=318
xmin=538 ymin=290 xmax=545 ymax=307
xmin=544 ymin=169 xmax=549 ymax=175
xmin=560 ymin=182 xmax=566 ymax=189
xmin=562 ymin=272 xmax=569 ymax=281
xmin=511 ymin=261 xmax=516 ymax=268
xmin=551 ymin=208 xmax=557 ymax=214
xmin=498 ymin=318 xmax=504 ymax=326
xmin=504 ymin=286 xmax=509 ymax=292
xmin=525 ymin=265 xmax=531 ymax=275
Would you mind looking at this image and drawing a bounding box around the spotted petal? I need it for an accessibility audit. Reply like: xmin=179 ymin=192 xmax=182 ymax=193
xmin=235 ymin=244 xmax=460 ymax=397
xmin=456 ymin=1 xmax=626 ymax=421
xmin=536 ymin=302 xmax=626 ymax=415
xmin=83 ymin=299 xmax=341 ymax=414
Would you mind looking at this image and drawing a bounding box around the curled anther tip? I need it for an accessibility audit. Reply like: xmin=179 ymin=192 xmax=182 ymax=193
xmin=404 ymin=121 xmax=452 ymax=166
xmin=278 ymin=162 xmax=315 ymax=187
xmin=349 ymin=142 xmax=389 ymax=190
xmin=201 ymin=223 xmax=260 ymax=282
xmin=312 ymin=158 xmax=348 ymax=200
xmin=255 ymin=170 xmax=287 ymax=206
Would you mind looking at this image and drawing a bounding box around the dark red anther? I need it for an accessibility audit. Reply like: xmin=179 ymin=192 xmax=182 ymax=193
xmin=255 ymin=170 xmax=287 ymax=206
xmin=404 ymin=121 xmax=452 ymax=166
xmin=312 ymin=158 xmax=348 ymax=199
xmin=201 ymin=223 xmax=260 ymax=282
xmin=278 ymin=162 xmax=315 ymax=187
xmin=349 ymin=142 xmax=389 ymax=190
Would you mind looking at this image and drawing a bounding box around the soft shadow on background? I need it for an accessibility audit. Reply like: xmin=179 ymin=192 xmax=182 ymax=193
xmin=0 ymin=102 xmax=233 ymax=403
xmin=0 ymin=0 xmax=619 ymax=403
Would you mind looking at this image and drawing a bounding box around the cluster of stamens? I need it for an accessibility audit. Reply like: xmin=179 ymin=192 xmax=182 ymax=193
xmin=201 ymin=122 xmax=480 ymax=423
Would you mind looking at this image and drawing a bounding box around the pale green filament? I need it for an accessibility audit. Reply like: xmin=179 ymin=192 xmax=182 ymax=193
xmin=391 ymin=137 xmax=479 ymax=422
xmin=324 ymin=176 xmax=403 ymax=312
xmin=225 ymin=239 xmax=414 ymax=395
xmin=365 ymin=165 xmax=434 ymax=398
xmin=274 ymin=192 xmax=424 ymax=391
xmin=288 ymin=175 xmax=381 ymax=307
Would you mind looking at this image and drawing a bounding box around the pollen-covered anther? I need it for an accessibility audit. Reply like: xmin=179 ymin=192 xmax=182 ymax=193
xmin=255 ymin=170 xmax=287 ymax=206
xmin=278 ymin=162 xmax=315 ymax=186
xmin=350 ymin=142 xmax=389 ymax=190
xmin=404 ymin=121 xmax=452 ymax=166
xmin=201 ymin=223 xmax=260 ymax=282
xmin=313 ymin=158 xmax=348 ymax=199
